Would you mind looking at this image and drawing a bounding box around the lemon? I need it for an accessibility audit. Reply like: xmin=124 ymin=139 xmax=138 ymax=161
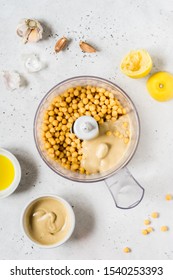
xmin=147 ymin=72 xmax=173 ymax=102
xmin=120 ymin=49 xmax=152 ymax=78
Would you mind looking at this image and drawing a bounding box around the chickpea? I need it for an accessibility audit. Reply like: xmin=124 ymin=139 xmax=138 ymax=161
xmin=70 ymin=147 xmax=76 ymax=153
xmin=48 ymin=110 xmax=55 ymax=116
xmin=67 ymin=123 xmax=72 ymax=129
xmin=50 ymin=127 xmax=56 ymax=133
xmin=71 ymin=142 xmax=77 ymax=148
xmin=69 ymin=117 xmax=74 ymax=123
xmin=55 ymin=150 xmax=60 ymax=156
xmin=44 ymin=112 xmax=49 ymax=120
xmin=67 ymin=88 xmax=74 ymax=93
xmin=42 ymin=124 xmax=48 ymax=131
xmin=81 ymin=88 xmax=86 ymax=93
xmin=48 ymin=148 xmax=54 ymax=154
xmin=90 ymin=104 xmax=96 ymax=111
xmin=117 ymin=108 xmax=123 ymax=114
xmin=45 ymin=142 xmax=51 ymax=149
xmin=62 ymin=119 xmax=67 ymax=125
xmin=72 ymin=104 xmax=78 ymax=110
xmin=68 ymin=107 xmax=73 ymax=114
xmin=65 ymin=138 xmax=71 ymax=145
xmin=79 ymin=107 xmax=86 ymax=114
xmin=112 ymin=111 xmax=117 ymax=117
xmin=94 ymin=99 xmax=99 ymax=105
xmin=45 ymin=131 xmax=52 ymax=138
xmin=101 ymin=108 xmax=107 ymax=114
xmin=91 ymin=111 xmax=97 ymax=116
xmin=48 ymin=105 xmax=54 ymax=111
xmin=71 ymin=163 xmax=79 ymax=170
xmin=59 ymin=135 xmax=65 ymax=142
xmin=74 ymin=89 xmax=79 ymax=96
xmin=65 ymin=96 xmax=71 ymax=103
xmin=58 ymin=111 xmax=63 ymax=117
xmin=100 ymin=95 xmax=106 ymax=102
xmin=87 ymin=93 xmax=93 ymax=99
xmin=91 ymin=87 xmax=96 ymax=93
xmin=94 ymin=115 xmax=100 ymax=122
xmin=61 ymin=107 xmax=67 ymax=113
xmin=83 ymin=98 xmax=89 ymax=105
xmin=49 ymin=116 xmax=55 ymax=123
xmin=95 ymin=94 xmax=100 ymax=99
xmin=50 ymin=138 xmax=56 ymax=145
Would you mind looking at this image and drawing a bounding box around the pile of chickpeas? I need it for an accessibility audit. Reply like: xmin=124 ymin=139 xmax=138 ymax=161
xmin=41 ymin=85 xmax=127 ymax=174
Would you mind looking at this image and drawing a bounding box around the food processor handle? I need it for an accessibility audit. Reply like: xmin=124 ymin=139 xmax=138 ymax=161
xmin=104 ymin=167 xmax=144 ymax=209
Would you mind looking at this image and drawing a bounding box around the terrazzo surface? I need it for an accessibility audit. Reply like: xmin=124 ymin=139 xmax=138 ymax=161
xmin=0 ymin=0 xmax=173 ymax=259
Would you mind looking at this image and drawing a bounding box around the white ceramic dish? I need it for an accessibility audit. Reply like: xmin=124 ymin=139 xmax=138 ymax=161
xmin=21 ymin=194 xmax=75 ymax=248
xmin=0 ymin=148 xmax=21 ymax=199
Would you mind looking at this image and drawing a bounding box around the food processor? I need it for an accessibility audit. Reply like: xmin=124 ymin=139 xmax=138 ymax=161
xmin=34 ymin=76 xmax=144 ymax=209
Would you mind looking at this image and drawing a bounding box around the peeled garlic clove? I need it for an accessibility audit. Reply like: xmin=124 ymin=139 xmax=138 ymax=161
xmin=16 ymin=18 xmax=43 ymax=43
xmin=25 ymin=54 xmax=43 ymax=72
xmin=2 ymin=71 xmax=22 ymax=91
xmin=96 ymin=143 xmax=109 ymax=159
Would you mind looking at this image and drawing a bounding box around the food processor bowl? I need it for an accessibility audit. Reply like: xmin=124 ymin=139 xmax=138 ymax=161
xmin=34 ymin=76 xmax=144 ymax=209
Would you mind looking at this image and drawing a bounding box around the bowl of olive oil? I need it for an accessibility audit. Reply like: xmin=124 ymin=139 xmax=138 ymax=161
xmin=0 ymin=148 xmax=21 ymax=199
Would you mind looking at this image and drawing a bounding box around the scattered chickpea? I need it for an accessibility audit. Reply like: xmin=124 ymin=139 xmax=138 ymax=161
xmin=106 ymin=131 xmax=112 ymax=136
xmin=161 ymin=226 xmax=168 ymax=232
xmin=118 ymin=134 xmax=123 ymax=139
xmin=141 ymin=229 xmax=148 ymax=235
xmin=114 ymin=131 xmax=120 ymax=137
xmin=123 ymin=247 xmax=131 ymax=253
xmin=147 ymin=227 xmax=154 ymax=233
xmin=144 ymin=219 xmax=151 ymax=225
xmin=151 ymin=212 xmax=159 ymax=219
xmin=165 ymin=194 xmax=172 ymax=201
xmin=123 ymin=122 xmax=128 ymax=128
xmin=124 ymin=138 xmax=129 ymax=144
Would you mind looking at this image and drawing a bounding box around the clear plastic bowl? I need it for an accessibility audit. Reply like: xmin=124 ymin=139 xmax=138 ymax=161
xmin=34 ymin=76 xmax=140 ymax=183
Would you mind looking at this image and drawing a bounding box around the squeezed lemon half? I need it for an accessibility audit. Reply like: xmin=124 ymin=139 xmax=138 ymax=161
xmin=120 ymin=49 xmax=152 ymax=78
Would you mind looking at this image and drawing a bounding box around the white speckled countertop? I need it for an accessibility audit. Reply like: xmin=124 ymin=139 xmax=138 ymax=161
xmin=0 ymin=0 xmax=173 ymax=260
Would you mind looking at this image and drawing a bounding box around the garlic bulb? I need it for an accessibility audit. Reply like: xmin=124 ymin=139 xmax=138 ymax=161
xmin=16 ymin=19 xmax=43 ymax=43
xmin=2 ymin=71 xmax=22 ymax=91
xmin=25 ymin=54 xmax=43 ymax=72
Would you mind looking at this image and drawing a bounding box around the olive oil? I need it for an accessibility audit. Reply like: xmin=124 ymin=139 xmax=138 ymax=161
xmin=0 ymin=155 xmax=15 ymax=191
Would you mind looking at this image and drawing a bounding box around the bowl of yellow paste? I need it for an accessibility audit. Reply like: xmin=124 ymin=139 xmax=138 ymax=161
xmin=0 ymin=148 xmax=21 ymax=199
xmin=21 ymin=195 xmax=75 ymax=248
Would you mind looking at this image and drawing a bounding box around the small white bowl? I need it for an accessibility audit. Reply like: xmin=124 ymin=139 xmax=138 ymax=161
xmin=0 ymin=148 xmax=21 ymax=199
xmin=21 ymin=195 xmax=75 ymax=248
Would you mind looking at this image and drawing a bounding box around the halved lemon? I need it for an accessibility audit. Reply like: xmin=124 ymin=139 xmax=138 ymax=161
xmin=120 ymin=49 xmax=152 ymax=78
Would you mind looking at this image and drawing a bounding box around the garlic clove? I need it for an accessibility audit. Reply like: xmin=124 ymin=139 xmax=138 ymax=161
xmin=2 ymin=71 xmax=22 ymax=91
xmin=16 ymin=19 xmax=28 ymax=37
xmin=24 ymin=54 xmax=43 ymax=72
xmin=22 ymin=29 xmax=32 ymax=44
xmin=79 ymin=41 xmax=96 ymax=53
xmin=28 ymin=29 xmax=41 ymax=43
xmin=55 ymin=37 xmax=68 ymax=52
